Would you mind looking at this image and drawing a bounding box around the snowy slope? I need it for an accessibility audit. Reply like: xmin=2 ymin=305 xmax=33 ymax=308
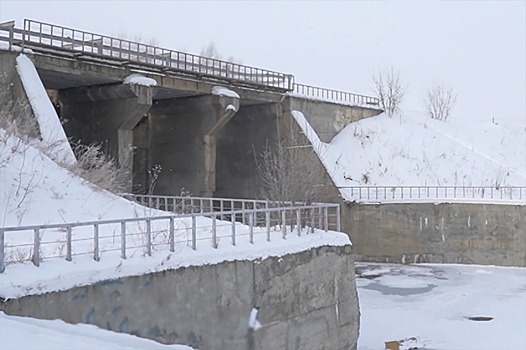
xmin=293 ymin=110 xmax=526 ymax=201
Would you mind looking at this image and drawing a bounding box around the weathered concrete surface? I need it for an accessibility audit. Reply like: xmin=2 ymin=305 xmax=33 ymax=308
xmin=60 ymin=84 xmax=154 ymax=192
xmin=0 ymin=245 xmax=359 ymax=350
xmin=344 ymin=202 xmax=526 ymax=266
xmin=0 ymin=51 xmax=39 ymax=138
xmin=283 ymin=96 xmax=382 ymax=143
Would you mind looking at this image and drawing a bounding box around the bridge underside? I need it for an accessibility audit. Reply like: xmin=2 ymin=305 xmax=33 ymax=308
xmin=2 ymin=49 xmax=382 ymax=201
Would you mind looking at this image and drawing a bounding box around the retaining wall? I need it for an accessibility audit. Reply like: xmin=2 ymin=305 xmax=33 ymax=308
xmin=344 ymin=202 xmax=526 ymax=266
xmin=0 ymin=245 xmax=359 ymax=350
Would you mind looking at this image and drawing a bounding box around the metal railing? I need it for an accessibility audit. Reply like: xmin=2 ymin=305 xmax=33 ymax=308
xmin=0 ymin=202 xmax=340 ymax=273
xmin=292 ymin=83 xmax=380 ymax=107
xmin=0 ymin=19 xmax=294 ymax=90
xmin=0 ymin=19 xmax=381 ymax=106
xmin=341 ymin=186 xmax=526 ymax=202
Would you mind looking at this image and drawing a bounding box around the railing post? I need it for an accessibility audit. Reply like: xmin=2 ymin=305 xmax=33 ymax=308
xmin=212 ymin=215 xmax=217 ymax=248
xmin=296 ymin=209 xmax=301 ymax=236
xmin=337 ymin=204 xmax=341 ymax=232
xmin=146 ymin=219 xmax=152 ymax=256
xmin=66 ymin=226 xmax=72 ymax=262
xmin=33 ymin=228 xmax=41 ymax=266
xmin=249 ymin=212 xmax=254 ymax=244
xmin=231 ymin=211 xmax=236 ymax=246
xmin=324 ymin=206 xmax=329 ymax=232
xmin=121 ymin=221 xmax=126 ymax=259
xmin=93 ymin=224 xmax=99 ymax=261
xmin=282 ymin=210 xmax=287 ymax=239
xmin=266 ymin=210 xmax=271 ymax=241
xmin=191 ymin=215 xmax=197 ymax=250
xmin=169 ymin=217 xmax=175 ymax=252
xmin=0 ymin=228 xmax=5 ymax=273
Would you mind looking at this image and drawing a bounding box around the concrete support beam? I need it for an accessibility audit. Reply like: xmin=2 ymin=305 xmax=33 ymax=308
xmin=203 ymin=95 xmax=239 ymax=197
xmin=60 ymin=84 xmax=154 ymax=192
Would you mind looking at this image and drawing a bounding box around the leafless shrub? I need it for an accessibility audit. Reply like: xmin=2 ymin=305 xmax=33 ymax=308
xmin=69 ymin=142 xmax=128 ymax=193
xmin=424 ymin=84 xmax=457 ymax=121
xmin=256 ymin=126 xmax=325 ymax=206
xmin=372 ymin=67 xmax=405 ymax=117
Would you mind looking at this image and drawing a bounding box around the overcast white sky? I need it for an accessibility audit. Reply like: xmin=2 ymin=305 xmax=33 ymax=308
xmin=1 ymin=0 xmax=525 ymax=125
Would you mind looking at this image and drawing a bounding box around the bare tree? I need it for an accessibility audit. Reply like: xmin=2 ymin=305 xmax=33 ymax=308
xmin=256 ymin=127 xmax=325 ymax=206
xmin=372 ymin=67 xmax=405 ymax=117
xmin=200 ymin=41 xmax=221 ymax=59
xmin=424 ymin=84 xmax=457 ymax=121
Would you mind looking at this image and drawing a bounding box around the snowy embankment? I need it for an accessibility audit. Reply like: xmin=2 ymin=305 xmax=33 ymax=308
xmin=292 ymin=110 xmax=526 ymax=202
xmin=0 ymin=311 xmax=192 ymax=350
xmin=357 ymin=263 xmax=526 ymax=350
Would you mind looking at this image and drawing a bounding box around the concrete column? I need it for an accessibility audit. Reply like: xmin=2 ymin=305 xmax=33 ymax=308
xmin=203 ymin=95 xmax=239 ymax=197
xmin=148 ymin=94 xmax=239 ymax=197
xmin=60 ymin=84 xmax=154 ymax=192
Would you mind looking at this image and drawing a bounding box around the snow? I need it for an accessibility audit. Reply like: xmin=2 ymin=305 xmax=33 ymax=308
xmin=357 ymin=263 xmax=526 ymax=350
xmin=123 ymin=73 xmax=157 ymax=86
xmin=292 ymin=110 xmax=526 ymax=202
xmin=0 ymin=311 xmax=193 ymax=350
xmin=0 ymin=129 xmax=349 ymax=299
xmin=226 ymin=104 xmax=238 ymax=112
xmin=15 ymin=54 xmax=76 ymax=165
xmin=211 ymin=86 xmax=240 ymax=99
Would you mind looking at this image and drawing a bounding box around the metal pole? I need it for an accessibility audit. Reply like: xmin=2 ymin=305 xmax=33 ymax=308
xmin=169 ymin=217 xmax=175 ymax=252
xmin=93 ymin=224 xmax=99 ymax=261
xmin=282 ymin=210 xmax=287 ymax=239
xmin=120 ymin=222 xmax=126 ymax=259
xmin=192 ymin=215 xmax=197 ymax=250
xmin=231 ymin=211 xmax=236 ymax=246
xmin=212 ymin=215 xmax=217 ymax=248
xmin=266 ymin=210 xmax=271 ymax=241
xmin=324 ymin=207 xmax=329 ymax=232
xmin=296 ymin=209 xmax=301 ymax=236
xmin=66 ymin=226 xmax=72 ymax=261
xmin=146 ymin=219 xmax=152 ymax=256
xmin=32 ymin=228 xmax=40 ymax=266
xmin=249 ymin=212 xmax=254 ymax=244
xmin=336 ymin=205 xmax=341 ymax=232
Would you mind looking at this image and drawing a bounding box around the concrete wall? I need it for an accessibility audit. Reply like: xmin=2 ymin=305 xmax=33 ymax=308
xmin=344 ymin=202 xmax=526 ymax=266
xmin=284 ymin=97 xmax=382 ymax=143
xmin=0 ymin=245 xmax=359 ymax=350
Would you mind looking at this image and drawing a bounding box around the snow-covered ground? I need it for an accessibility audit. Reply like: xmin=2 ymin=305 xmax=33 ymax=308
xmin=0 ymin=312 xmax=193 ymax=350
xmin=293 ymin=110 xmax=526 ymax=202
xmin=357 ymin=263 xmax=526 ymax=350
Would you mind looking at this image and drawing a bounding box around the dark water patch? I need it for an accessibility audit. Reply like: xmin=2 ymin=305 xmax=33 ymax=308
xmin=361 ymin=282 xmax=436 ymax=296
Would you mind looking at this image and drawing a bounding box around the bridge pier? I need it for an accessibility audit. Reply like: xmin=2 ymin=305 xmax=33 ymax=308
xmin=149 ymin=93 xmax=239 ymax=197
xmin=60 ymin=84 xmax=154 ymax=192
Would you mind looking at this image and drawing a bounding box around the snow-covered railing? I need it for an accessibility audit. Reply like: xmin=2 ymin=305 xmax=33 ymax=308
xmin=0 ymin=203 xmax=340 ymax=273
xmin=292 ymin=83 xmax=380 ymax=107
xmin=341 ymin=186 xmax=526 ymax=203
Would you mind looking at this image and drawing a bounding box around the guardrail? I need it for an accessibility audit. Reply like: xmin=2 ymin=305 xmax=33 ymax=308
xmin=0 ymin=19 xmax=381 ymax=106
xmin=0 ymin=19 xmax=294 ymax=91
xmin=340 ymin=186 xmax=526 ymax=202
xmin=0 ymin=202 xmax=340 ymax=273
xmin=292 ymin=83 xmax=380 ymax=107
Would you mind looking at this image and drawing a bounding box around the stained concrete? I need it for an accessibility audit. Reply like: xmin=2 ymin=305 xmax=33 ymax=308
xmin=344 ymin=202 xmax=526 ymax=266
xmin=0 ymin=245 xmax=359 ymax=350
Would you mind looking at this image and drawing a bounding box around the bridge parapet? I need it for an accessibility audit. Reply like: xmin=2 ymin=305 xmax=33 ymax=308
xmin=0 ymin=19 xmax=380 ymax=107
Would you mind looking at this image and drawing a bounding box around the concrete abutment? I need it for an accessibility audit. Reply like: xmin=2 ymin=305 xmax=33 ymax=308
xmin=0 ymin=245 xmax=359 ymax=350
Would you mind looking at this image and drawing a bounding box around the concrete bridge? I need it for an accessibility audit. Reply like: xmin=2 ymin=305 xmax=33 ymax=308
xmin=0 ymin=19 xmax=382 ymax=199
